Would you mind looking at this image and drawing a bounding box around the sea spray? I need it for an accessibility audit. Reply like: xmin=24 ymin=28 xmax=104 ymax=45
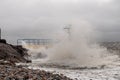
xmin=22 ymin=41 xmax=47 ymax=59
xmin=22 ymin=24 xmax=119 ymax=68
xmin=45 ymin=25 xmax=118 ymax=67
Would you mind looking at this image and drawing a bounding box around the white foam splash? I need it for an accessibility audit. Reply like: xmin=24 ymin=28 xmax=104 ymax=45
xmin=22 ymin=24 xmax=119 ymax=67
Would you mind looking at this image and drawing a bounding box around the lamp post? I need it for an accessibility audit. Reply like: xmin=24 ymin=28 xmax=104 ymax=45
xmin=64 ymin=24 xmax=72 ymax=40
xmin=0 ymin=28 xmax=1 ymax=39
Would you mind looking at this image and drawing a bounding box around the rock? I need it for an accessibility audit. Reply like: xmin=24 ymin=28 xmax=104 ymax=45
xmin=0 ymin=39 xmax=6 ymax=44
xmin=0 ymin=41 xmax=31 ymax=63
xmin=0 ymin=65 xmax=72 ymax=80
xmin=4 ymin=77 xmax=10 ymax=80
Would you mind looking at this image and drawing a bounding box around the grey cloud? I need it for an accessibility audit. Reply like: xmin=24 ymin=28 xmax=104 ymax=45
xmin=0 ymin=0 xmax=120 ymax=44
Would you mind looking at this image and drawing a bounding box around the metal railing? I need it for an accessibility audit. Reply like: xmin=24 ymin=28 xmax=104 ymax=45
xmin=17 ymin=39 xmax=53 ymax=46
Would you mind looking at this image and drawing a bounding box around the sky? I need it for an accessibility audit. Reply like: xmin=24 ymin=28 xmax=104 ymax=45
xmin=0 ymin=0 xmax=120 ymax=44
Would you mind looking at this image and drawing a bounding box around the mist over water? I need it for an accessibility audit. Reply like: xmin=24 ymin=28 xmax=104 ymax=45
xmin=23 ymin=24 xmax=119 ymax=67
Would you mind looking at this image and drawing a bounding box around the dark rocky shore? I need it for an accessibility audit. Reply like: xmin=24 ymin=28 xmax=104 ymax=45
xmin=0 ymin=64 xmax=72 ymax=80
xmin=0 ymin=39 xmax=72 ymax=80
xmin=0 ymin=39 xmax=31 ymax=63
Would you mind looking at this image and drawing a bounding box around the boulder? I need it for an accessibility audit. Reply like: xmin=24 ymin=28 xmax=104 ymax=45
xmin=0 ymin=39 xmax=31 ymax=63
xmin=0 ymin=39 xmax=6 ymax=44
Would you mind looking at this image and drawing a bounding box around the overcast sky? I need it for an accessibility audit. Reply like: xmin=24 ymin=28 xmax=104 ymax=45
xmin=0 ymin=0 xmax=120 ymax=44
